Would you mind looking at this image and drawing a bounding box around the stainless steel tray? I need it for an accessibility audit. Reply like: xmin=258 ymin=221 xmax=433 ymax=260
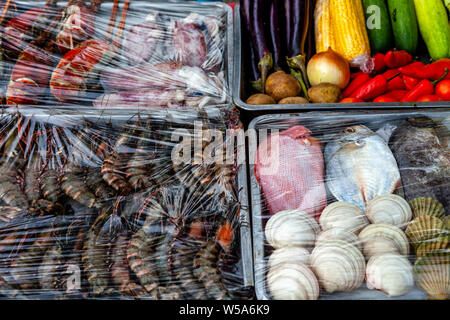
xmin=2 ymin=0 xmax=234 ymax=107
xmin=2 ymin=105 xmax=254 ymax=293
xmin=247 ymin=108 xmax=449 ymax=300
xmin=232 ymin=4 xmax=450 ymax=112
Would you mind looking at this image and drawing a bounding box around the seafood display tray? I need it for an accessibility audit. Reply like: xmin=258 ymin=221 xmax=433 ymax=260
xmin=232 ymin=4 xmax=450 ymax=113
xmin=74 ymin=105 xmax=254 ymax=290
xmin=248 ymin=108 xmax=449 ymax=300
xmin=1 ymin=0 xmax=234 ymax=108
xmin=0 ymin=105 xmax=254 ymax=298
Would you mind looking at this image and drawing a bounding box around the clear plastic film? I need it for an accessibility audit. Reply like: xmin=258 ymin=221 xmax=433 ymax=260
xmin=0 ymin=0 xmax=232 ymax=109
xmin=0 ymin=106 xmax=253 ymax=300
xmin=248 ymin=109 xmax=449 ymax=300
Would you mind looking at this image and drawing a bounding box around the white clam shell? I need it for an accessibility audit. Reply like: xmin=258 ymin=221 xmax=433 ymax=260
xmin=268 ymin=247 xmax=310 ymax=269
xmin=316 ymin=228 xmax=361 ymax=250
xmin=267 ymin=262 xmax=320 ymax=300
xmin=366 ymin=194 xmax=412 ymax=228
xmin=265 ymin=210 xmax=320 ymax=249
xmin=358 ymin=223 xmax=410 ymax=259
xmin=366 ymin=253 xmax=414 ymax=297
xmin=319 ymin=202 xmax=369 ymax=234
xmin=311 ymin=240 xmax=365 ymax=293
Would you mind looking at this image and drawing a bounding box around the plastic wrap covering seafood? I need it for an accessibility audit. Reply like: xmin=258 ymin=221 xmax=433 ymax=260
xmin=0 ymin=106 xmax=253 ymax=300
xmin=249 ymin=109 xmax=449 ymax=300
xmin=0 ymin=1 xmax=232 ymax=109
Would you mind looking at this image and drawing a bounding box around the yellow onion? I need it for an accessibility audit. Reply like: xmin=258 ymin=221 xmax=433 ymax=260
xmin=307 ymin=48 xmax=350 ymax=89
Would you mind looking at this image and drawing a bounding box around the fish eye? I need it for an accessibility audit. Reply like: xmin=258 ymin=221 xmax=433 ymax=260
xmin=344 ymin=127 xmax=355 ymax=134
xmin=355 ymin=139 xmax=365 ymax=147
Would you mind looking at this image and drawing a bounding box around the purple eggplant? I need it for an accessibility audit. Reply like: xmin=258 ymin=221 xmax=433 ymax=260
xmin=242 ymin=0 xmax=262 ymax=92
xmin=290 ymin=0 xmax=305 ymax=58
xmin=286 ymin=0 xmax=311 ymax=98
xmin=283 ymin=0 xmax=292 ymax=56
xmin=306 ymin=0 xmax=316 ymax=61
xmin=241 ymin=0 xmax=273 ymax=92
xmin=269 ymin=0 xmax=282 ymax=70
xmin=248 ymin=40 xmax=263 ymax=93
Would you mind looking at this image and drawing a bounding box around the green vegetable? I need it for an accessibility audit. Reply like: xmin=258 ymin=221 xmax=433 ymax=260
xmin=387 ymin=0 xmax=418 ymax=54
xmin=362 ymin=0 xmax=393 ymax=53
xmin=413 ymin=0 xmax=450 ymax=60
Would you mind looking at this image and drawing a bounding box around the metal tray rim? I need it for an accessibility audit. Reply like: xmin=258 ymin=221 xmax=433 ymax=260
xmin=232 ymin=4 xmax=450 ymax=112
xmin=247 ymin=108 xmax=449 ymax=300
xmin=1 ymin=104 xmax=255 ymax=291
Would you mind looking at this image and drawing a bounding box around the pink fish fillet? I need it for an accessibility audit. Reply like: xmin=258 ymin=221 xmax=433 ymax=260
xmin=255 ymin=126 xmax=327 ymax=219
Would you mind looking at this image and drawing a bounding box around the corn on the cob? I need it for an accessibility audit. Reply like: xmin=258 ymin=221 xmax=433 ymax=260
xmin=315 ymin=0 xmax=336 ymax=53
xmin=330 ymin=0 xmax=371 ymax=63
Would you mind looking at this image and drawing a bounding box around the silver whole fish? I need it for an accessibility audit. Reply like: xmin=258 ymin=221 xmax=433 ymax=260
xmin=325 ymin=125 xmax=401 ymax=210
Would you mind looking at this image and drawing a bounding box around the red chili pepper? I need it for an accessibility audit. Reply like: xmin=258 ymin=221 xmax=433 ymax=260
xmin=403 ymin=76 xmax=420 ymax=90
xmin=386 ymin=90 xmax=409 ymax=100
xmin=416 ymin=94 xmax=441 ymax=102
xmin=350 ymin=75 xmax=388 ymax=100
xmin=383 ymin=68 xmax=399 ymax=78
xmin=384 ymin=50 xmax=412 ymax=69
xmin=342 ymin=73 xmax=371 ymax=98
xmin=373 ymin=53 xmax=386 ymax=73
xmin=373 ymin=95 xmax=396 ymax=103
xmin=350 ymin=71 xmax=365 ymax=79
xmin=399 ymin=59 xmax=450 ymax=80
xmin=401 ymin=68 xmax=449 ymax=102
xmin=387 ymin=76 xmax=405 ymax=91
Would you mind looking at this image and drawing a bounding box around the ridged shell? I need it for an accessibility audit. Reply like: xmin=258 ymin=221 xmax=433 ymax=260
xmin=405 ymin=216 xmax=444 ymax=247
xmin=265 ymin=210 xmax=320 ymax=249
xmin=416 ymin=235 xmax=449 ymax=258
xmin=319 ymin=202 xmax=369 ymax=234
xmin=444 ymin=216 xmax=449 ymax=231
xmin=267 ymin=262 xmax=320 ymax=300
xmin=358 ymin=223 xmax=410 ymax=259
xmin=268 ymin=247 xmax=310 ymax=269
xmin=414 ymin=250 xmax=449 ymax=300
xmin=316 ymin=228 xmax=361 ymax=250
xmin=409 ymin=197 xmax=445 ymax=220
xmin=311 ymin=240 xmax=365 ymax=293
xmin=366 ymin=253 xmax=414 ymax=297
xmin=366 ymin=194 xmax=412 ymax=228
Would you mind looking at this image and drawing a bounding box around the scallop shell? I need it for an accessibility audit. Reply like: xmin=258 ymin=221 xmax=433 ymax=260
xmin=316 ymin=228 xmax=361 ymax=250
xmin=319 ymin=202 xmax=369 ymax=234
xmin=443 ymin=216 xmax=450 ymax=231
xmin=366 ymin=194 xmax=412 ymax=228
xmin=409 ymin=197 xmax=445 ymax=220
xmin=267 ymin=262 xmax=320 ymax=300
xmin=265 ymin=210 xmax=320 ymax=249
xmin=366 ymin=253 xmax=414 ymax=297
xmin=415 ymin=235 xmax=449 ymax=258
xmin=405 ymin=215 xmax=444 ymax=247
xmin=268 ymin=247 xmax=310 ymax=269
xmin=358 ymin=223 xmax=410 ymax=259
xmin=311 ymin=240 xmax=365 ymax=293
xmin=414 ymin=250 xmax=449 ymax=300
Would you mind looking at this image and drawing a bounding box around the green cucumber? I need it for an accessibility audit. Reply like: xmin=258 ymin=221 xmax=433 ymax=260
xmin=387 ymin=0 xmax=418 ymax=54
xmin=362 ymin=0 xmax=393 ymax=53
xmin=413 ymin=0 xmax=450 ymax=60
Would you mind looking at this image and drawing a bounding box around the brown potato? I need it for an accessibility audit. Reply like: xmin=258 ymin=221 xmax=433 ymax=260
xmin=265 ymin=71 xmax=301 ymax=101
xmin=308 ymin=83 xmax=341 ymax=103
xmin=246 ymin=93 xmax=276 ymax=105
xmin=278 ymin=97 xmax=309 ymax=104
